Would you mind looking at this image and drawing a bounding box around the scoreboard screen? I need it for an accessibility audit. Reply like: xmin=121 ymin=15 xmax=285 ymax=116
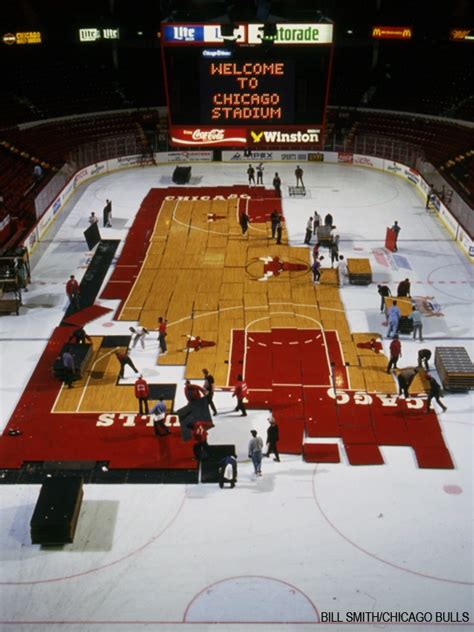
xmin=161 ymin=23 xmax=334 ymax=147
xmin=200 ymin=59 xmax=295 ymax=125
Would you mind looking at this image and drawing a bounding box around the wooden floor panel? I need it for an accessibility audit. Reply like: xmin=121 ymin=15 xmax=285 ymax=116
xmin=197 ymin=270 xmax=223 ymax=293
xmin=222 ymin=268 xmax=246 ymax=283
xmin=244 ymin=293 xmax=268 ymax=308
xmin=220 ymin=283 xmax=244 ymax=300
xmin=193 ymin=312 xmax=219 ymax=332
xmin=244 ymin=280 xmax=269 ymax=294
xmin=348 ymin=367 xmax=367 ymax=391
xmin=270 ymin=315 xmax=296 ymax=328
xmin=120 ymin=307 xmax=142 ymax=322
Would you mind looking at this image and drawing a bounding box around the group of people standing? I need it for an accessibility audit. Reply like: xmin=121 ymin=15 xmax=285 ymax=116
xmin=378 ymin=280 xmax=424 ymax=342
xmin=246 ymin=164 xmax=304 ymax=194
xmin=378 ymin=280 xmax=446 ymax=413
xmin=248 ymin=414 xmax=280 ymax=478
xmin=246 ymin=163 xmax=264 ymax=186
xmin=88 ymin=199 xmax=112 ymax=228
xmin=218 ymin=415 xmax=280 ymax=487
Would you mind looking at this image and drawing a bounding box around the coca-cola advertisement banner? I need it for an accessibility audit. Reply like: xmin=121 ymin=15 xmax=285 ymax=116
xmin=170 ymin=126 xmax=247 ymax=147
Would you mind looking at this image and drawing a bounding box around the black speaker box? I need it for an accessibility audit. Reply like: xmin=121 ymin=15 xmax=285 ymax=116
xmin=201 ymin=445 xmax=236 ymax=483
xmin=30 ymin=477 xmax=83 ymax=545
xmin=172 ymin=166 xmax=191 ymax=184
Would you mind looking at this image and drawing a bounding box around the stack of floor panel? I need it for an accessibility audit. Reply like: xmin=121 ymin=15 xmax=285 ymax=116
xmin=288 ymin=186 xmax=306 ymax=197
xmin=435 ymin=347 xmax=474 ymax=391
xmin=30 ymin=477 xmax=83 ymax=545
xmin=347 ymin=258 xmax=372 ymax=285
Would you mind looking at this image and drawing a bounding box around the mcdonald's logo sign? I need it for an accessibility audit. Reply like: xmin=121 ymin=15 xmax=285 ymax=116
xmin=449 ymin=29 xmax=472 ymax=41
xmin=372 ymin=26 xmax=413 ymax=40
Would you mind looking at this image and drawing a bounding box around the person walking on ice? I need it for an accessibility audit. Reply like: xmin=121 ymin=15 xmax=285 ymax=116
xmin=272 ymin=172 xmax=281 ymax=197
xmin=265 ymin=413 xmax=280 ymax=462
xmin=248 ymin=430 xmax=264 ymax=477
xmin=304 ymin=217 xmax=313 ymax=245
xmin=409 ymin=306 xmax=423 ymax=341
xmin=425 ymin=373 xmax=447 ymax=413
xmin=247 ymin=164 xmax=255 ymax=186
xmin=337 ymin=255 xmax=347 ymax=287
xmin=295 ymin=165 xmax=304 ymax=187
xmin=391 ymin=220 xmax=401 ymax=251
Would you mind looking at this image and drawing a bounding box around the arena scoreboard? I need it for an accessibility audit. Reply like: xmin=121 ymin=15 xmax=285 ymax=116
xmin=161 ymin=23 xmax=334 ymax=148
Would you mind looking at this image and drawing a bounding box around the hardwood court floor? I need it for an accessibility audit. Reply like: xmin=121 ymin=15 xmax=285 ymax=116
xmin=115 ymin=195 xmax=426 ymax=395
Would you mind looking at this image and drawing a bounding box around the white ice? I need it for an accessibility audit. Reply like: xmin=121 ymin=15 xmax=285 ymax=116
xmin=0 ymin=161 xmax=472 ymax=631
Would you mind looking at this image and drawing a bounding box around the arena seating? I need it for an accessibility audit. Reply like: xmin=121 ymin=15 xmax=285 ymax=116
xmin=3 ymin=113 xmax=145 ymax=166
xmin=344 ymin=112 xmax=472 ymax=168
xmin=0 ymin=111 xmax=165 ymax=248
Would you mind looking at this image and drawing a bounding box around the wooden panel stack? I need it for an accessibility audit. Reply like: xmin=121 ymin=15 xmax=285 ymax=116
xmin=435 ymin=346 xmax=474 ymax=391
xmin=347 ymin=258 xmax=372 ymax=285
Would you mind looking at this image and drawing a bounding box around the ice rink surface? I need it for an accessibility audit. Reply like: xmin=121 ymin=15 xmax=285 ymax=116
xmin=0 ymin=161 xmax=472 ymax=631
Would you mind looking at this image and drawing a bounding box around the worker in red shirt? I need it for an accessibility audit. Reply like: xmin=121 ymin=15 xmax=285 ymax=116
xmin=134 ymin=374 xmax=150 ymax=415
xmin=192 ymin=422 xmax=209 ymax=461
xmin=66 ymin=275 xmax=80 ymax=312
xmin=233 ymin=373 xmax=248 ymax=416
xmin=386 ymin=335 xmax=402 ymax=373
xmin=184 ymin=380 xmax=207 ymax=402
xmin=157 ymin=316 xmax=168 ymax=354
xmin=115 ymin=350 xmax=139 ymax=379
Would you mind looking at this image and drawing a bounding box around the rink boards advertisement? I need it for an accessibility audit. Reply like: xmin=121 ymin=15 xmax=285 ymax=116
xmin=24 ymin=151 xmax=474 ymax=259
